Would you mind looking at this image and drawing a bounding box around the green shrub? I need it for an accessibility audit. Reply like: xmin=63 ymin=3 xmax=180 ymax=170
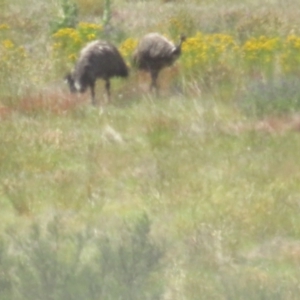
xmin=238 ymin=76 xmax=300 ymax=117
xmin=0 ymin=213 xmax=164 ymax=300
xmin=50 ymin=0 xmax=78 ymax=34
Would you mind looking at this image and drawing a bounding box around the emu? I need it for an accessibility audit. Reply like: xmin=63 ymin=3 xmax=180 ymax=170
xmin=133 ymin=33 xmax=186 ymax=94
xmin=65 ymin=40 xmax=128 ymax=105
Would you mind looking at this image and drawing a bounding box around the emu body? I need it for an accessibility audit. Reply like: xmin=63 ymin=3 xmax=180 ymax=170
xmin=133 ymin=33 xmax=186 ymax=93
xmin=66 ymin=40 xmax=128 ymax=105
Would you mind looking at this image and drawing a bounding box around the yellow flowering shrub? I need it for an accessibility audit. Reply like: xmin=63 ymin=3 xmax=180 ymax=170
xmin=50 ymin=21 xmax=300 ymax=81
xmin=242 ymin=36 xmax=281 ymax=74
xmin=181 ymin=33 xmax=207 ymax=70
xmin=0 ymin=24 xmax=27 ymax=73
xmin=181 ymin=32 xmax=238 ymax=79
xmin=119 ymin=37 xmax=138 ymax=65
xmin=280 ymin=35 xmax=300 ymax=74
xmin=180 ymin=31 xmax=300 ymax=80
xmin=52 ymin=22 xmax=103 ymax=63
xmin=0 ymin=39 xmax=27 ymax=61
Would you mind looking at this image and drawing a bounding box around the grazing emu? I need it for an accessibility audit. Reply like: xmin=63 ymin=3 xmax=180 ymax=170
xmin=65 ymin=40 xmax=128 ymax=105
xmin=133 ymin=33 xmax=186 ymax=94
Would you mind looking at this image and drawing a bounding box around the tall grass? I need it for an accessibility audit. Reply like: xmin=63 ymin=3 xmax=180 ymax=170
xmin=1 ymin=0 xmax=300 ymax=299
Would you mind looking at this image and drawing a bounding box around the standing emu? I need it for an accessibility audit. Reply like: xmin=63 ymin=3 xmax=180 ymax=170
xmin=65 ymin=40 xmax=128 ymax=105
xmin=133 ymin=33 xmax=186 ymax=94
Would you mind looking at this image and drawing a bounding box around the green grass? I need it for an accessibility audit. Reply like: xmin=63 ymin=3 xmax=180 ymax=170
xmin=1 ymin=95 xmax=300 ymax=298
xmin=1 ymin=0 xmax=300 ymax=299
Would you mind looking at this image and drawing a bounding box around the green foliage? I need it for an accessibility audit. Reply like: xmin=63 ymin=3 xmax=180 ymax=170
xmin=239 ymin=77 xmax=300 ymax=117
xmin=235 ymin=9 xmax=284 ymax=42
xmin=50 ymin=0 xmax=78 ymax=34
xmin=52 ymin=22 xmax=103 ymax=65
xmin=0 ymin=238 xmax=12 ymax=298
xmin=184 ymin=266 xmax=300 ymax=300
xmin=2 ymin=0 xmax=300 ymax=299
xmin=93 ymin=214 xmax=164 ymax=300
xmin=0 ymin=26 xmax=28 ymax=99
xmin=102 ymin=0 xmax=111 ymax=27
xmin=167 ymin=11 xmax=197 ymax=40
xmin=0 ymin=214 xmax=163 ymax=300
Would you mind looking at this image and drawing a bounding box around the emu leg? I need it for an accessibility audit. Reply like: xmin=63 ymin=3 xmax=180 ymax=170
xmin=150 ymin=71 xmax=159 ymax=95
xmin=90 ymin=82 xmax=96 ymax=105
xmin=105 ymin=79 xmax=111 ymax=102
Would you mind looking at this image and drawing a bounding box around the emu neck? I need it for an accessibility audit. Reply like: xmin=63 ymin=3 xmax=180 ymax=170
xmin=173 ymin=38 xmax=184 ymax=57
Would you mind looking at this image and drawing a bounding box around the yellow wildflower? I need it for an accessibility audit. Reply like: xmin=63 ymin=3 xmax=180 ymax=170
xmin=68 ymin=53 xmax=77 ymax=62
xmin=87 ymin=33 xmax=96 ymax=41
xmin=119 ymin=38 xmax=138 ymax=59
xmin=0 ymin=24 xmax=9 ymax=30
xmin=2 ymin=39 xmax=14 ymax=49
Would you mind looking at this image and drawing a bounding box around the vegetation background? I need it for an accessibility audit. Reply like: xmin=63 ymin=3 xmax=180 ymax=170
xmin=1 ymin=0 xmax=300 ymax=299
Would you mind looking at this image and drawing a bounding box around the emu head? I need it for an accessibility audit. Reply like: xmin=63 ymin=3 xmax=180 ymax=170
xmin=64 ymin=72 xmax=77 ymax=94
xmin=172 ymin=34 xmax=187 ymax=57
xmin=65 ymin=72 xmax=89 ymax=94
xmin=180 ymin=34 xmax=187 ymax=43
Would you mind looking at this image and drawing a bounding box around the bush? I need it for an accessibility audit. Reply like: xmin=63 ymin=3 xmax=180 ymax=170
xmin=238 ymin=76 xmax=300 ymax=117
xmin=0 ymin=213 xmax=164 ymax=300
xmin=50 ymin=0 xmax=78 ymax=34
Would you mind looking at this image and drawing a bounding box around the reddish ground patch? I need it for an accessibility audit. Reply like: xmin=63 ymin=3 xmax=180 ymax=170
xmin=0 ymin=102 xmax=14 ymax=119
xmin=252 ymin=115 xmax=300 ymax=134
xmin=18 ymin=90 xmax=88 ymax=114
xmin=0 ymin=90 xmax=90 ymax=118
xmin=228 ymin=114 xmax=300 ymax=135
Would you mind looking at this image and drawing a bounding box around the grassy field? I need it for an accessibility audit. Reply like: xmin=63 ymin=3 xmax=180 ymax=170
xmin=1 ymin=0 xmax=300 ymax=299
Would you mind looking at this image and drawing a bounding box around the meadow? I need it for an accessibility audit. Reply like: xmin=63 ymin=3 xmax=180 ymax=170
xmin=1 ymin=0 xmax=300 ymax=299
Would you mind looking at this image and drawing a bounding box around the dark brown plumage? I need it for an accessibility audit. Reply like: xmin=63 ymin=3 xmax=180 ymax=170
xmin=65 ymin=40 xmax=128 ymax=105
xmin=133 ymin=33 xmax=186 ymax=93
